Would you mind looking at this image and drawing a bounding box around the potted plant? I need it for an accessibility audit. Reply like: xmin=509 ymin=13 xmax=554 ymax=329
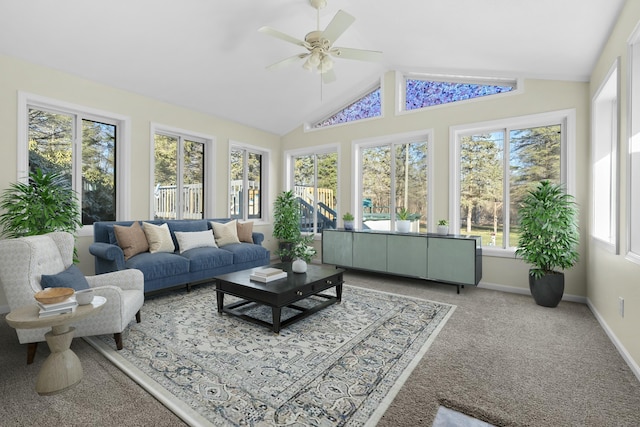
xmin=0 ymin=168 xmax=83 ymax=261
xmin=437 ymin=219 xmax=449 ymax=235
xmin=342 ymin=212 xmax=354 ymax=230
xmin=273 ymin=190 xmax=301 ymax=261
xmin=515 ymin=180 xmax=579 ymax=308
xmin=396 ymin=207 xmax=412 ymax=233
xmin=290 ymin=234 xmax=317 ymax=273
xmin=0 ymin=168 xmax=82 ymax=238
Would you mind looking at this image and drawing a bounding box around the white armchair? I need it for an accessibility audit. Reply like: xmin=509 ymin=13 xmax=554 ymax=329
xmin=0 ymin=231 xmax=144 ymax=363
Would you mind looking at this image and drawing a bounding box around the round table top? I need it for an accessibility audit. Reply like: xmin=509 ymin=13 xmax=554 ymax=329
xmin=5 ymin=296 xmax=106 ymax=330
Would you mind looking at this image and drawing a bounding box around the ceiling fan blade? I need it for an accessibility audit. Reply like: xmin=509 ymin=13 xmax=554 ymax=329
xmin=322 ymin=69 xmax=337 ymax=84
xmin=266 ymin=53 xmax=309 ymax=71
xmin=259 ymin=26 xmax=310 ymax=49
xmin=322 ymin=10 xmax=355 ymax=45
xmin=330 ymin=47 xmax=383 ymax=62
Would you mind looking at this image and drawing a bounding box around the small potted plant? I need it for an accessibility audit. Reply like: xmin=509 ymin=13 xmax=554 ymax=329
xmin=272 ymin=190 xmax=301 ymax=261
xmin=437 ymin=219 xmax=449 ymax=235
xmin=515 ymin=181 xmax=579 ymax=307
xmin=290 ymin=234 xmax=317 ymax=273
xmin=396 ymin=207 xmax=412 ymax=233
xmin=342 ymin=212 xmax=354 ymax=230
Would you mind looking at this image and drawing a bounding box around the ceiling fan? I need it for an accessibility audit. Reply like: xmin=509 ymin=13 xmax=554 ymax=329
xmin=259 ymin=0 xmax=382 ymax=84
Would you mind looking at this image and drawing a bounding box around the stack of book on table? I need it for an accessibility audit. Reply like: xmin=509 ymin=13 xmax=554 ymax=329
xmin=250 ymin=267 xmax=287 ymax=283
xmin=37 ymin=297 xmax=78 ymax=318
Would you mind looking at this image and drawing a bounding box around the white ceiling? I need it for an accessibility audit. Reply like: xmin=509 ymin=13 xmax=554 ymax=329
xmin=0 ymin=0 xmax=625 ymax=135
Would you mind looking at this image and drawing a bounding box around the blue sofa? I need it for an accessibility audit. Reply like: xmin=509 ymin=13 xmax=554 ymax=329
xmin=90 ymin=219 xmax=270 ymax=294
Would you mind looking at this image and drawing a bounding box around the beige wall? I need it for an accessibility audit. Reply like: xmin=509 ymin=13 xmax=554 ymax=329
xmin=0 ymin=54 xmax=281 ymax=308
xmin=587 ymin=0 xmax=640 ymax=373
xmin=282 ymin=72 xmax=590 ymax=298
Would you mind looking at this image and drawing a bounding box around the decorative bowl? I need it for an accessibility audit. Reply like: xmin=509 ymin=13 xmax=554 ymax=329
xmin=74 ymin=289 xmax=94 ymax=305
xmin=34 ymin=287 xmax=74 ymax=304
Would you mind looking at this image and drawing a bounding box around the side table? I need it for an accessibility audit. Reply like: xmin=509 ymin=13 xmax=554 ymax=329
xmin=5 ymin=296 xmax=106 ymax=395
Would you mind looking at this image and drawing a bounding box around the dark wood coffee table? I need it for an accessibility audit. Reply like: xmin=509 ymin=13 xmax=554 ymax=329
xmin=214 ymin=263 xmax=344 ymax=333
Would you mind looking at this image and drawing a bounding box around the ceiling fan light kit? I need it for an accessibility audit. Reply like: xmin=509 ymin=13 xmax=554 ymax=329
xmin=259 ymin=0 xmax=382 ymax=82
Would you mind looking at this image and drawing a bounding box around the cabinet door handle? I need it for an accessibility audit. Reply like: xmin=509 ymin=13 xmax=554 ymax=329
xmin=296 ymin=290 xmax=303 ymax=296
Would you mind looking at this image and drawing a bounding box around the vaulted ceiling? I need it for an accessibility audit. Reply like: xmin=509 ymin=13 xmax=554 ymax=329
xmin=0 ymin=0 xmax=625 ymax=135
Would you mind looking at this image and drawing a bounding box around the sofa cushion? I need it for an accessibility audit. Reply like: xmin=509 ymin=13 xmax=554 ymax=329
xmin=142 ymin=222 xmax=175 ymax=253
xmin=220 ymin=243 xmax=269 ymax=264
xmin=180 ymin=247 xmax=234 ymax=272
xmin=174 ymin=230 xmax=217 ymax=253
xmin=126 ymin=252 xmax=190 ymax=281
xmin=236 ymin=221 xmax=254 ymax=243
xmin=166 ymin=220 xmax=209 ymax=251
xmin=211 ymin=220 xmax=240 ymax=246
xmin=41 ymin=264 xmax=90 ymax=291
xmin=113 ymin=222 xmax=149 ymax=260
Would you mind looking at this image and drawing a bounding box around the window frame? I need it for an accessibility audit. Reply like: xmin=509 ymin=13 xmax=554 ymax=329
xmin=450 ymin=109 xmax=576 ymax=257
xmin=284 ymin=143 xmax=340 ymax=236
xmin=626 ymin=25 xmax=640 ymax=264
xmin=150 ymin=123 xmax=215 ymax=220
xmin=304 ymin=79 xmax=384 ymax=132
xmin=228 ymin=141 xmax=269 ymax=224
xmin=591 ymin=58 xmax=620 ymax=253
xmin=17 ymin=91 xmax=131 ymax=237
xmin=396 ymin=71 xmax=522 ymax=115
xmin=353 ymin=130 xmax=434 ymax=231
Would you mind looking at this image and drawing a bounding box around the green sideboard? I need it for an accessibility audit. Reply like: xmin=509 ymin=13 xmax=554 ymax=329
xmin=322 ymin=229 xmax=482 ymax=293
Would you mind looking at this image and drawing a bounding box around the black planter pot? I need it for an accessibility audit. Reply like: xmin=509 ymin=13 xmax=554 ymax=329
xmin=529 ymin=271 xmax=564 ymax=308
xmin=278 ymin=241 xmax=294 ymax=262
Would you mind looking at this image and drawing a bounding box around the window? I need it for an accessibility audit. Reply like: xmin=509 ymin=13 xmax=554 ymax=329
xmin=230 ymin=144 xmax=267 ymax=221
xmin=627 ymin=29 xmax=640 ymax=263
xmin=355 ymin=131 xmax=431 ymax=232
xmin=287 ymin=146 xmax=338 ymax=233
xmin=312 ymin=86 xmax=381 ymax=129
xmin=152 ymin=125 xmax=213 ymax=220
xmin=400 ymin=73 xmax=517 ymax=112
xmin=452 ymin=110 xmax=575 ymax=253
xmin=592 ymin=59 xmax=619 ymax=252
xmin=19 ymin=93 xmax=128 ymax=230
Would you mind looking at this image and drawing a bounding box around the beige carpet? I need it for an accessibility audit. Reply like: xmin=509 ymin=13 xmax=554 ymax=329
xmin=1 ymin=271 xmax=639 ymax=426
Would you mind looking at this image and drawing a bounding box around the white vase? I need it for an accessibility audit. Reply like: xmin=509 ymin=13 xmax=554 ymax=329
xmin=292 ymin=259 xmax=307 ymax=273
xmin=437 ymin=225 xmax=449 ymax=235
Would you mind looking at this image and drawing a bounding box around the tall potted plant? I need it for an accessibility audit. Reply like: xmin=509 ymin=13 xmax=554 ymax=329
xmin=515 ymin=180 xmax=579 ymax=307
xmin=272 ymin=190 xmax=301 ymax=261
xmin=0 ymin=168 xmax=82 ymax=238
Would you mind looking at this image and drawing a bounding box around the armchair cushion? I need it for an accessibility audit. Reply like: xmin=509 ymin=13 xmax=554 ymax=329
xmin=41 ymin=264 xmax=90 ymax=291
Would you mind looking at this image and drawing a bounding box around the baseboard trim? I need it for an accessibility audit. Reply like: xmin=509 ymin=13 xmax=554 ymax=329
xmin=477 ymin=281 xmax=587 ymax=304
xmin=587 ymin=298 xmax=640 ymax=383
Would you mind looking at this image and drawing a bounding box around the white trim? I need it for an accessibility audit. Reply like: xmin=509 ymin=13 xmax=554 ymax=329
xmin=17 ymin=91 xmax=130 ymax=234
xmin=626 ymin=24 xmax=640 ymax=264
xmin=587 ymin=298 xmax=640 ymax=383
xmin=150 ymin=123 xmax=216 ymax=219
xmin=450 ymin=109 xmax=576 ymax=251
xmin=228 ymin=140 xmax=270 ymax=224
xmin=477 ymin=280 xmax=587 ymax=304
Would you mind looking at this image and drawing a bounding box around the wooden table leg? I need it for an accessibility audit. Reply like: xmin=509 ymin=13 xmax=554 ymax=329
xmin=36 ymin=325 xmax=82 ymax=395
xmin=271 ymin=307 xmax=281 ymax=333
xmin=216 ymin=290 xmax=224 ymax=313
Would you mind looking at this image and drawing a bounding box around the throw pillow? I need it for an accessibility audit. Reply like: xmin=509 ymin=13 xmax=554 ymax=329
xmin=211 ymin=220 xmax=240 ymax=246
xmin=41 ymin=264 xmax=90 ymax=291
xmin=113 ymin=221 xmax=149 ymax=260
xmin=174 ymin=230 xmax=217 ymax=253
xmin=236 ymin=221 xmax=254 ymax=243
xmin=142 ymin=222 xmax=175 ymax=253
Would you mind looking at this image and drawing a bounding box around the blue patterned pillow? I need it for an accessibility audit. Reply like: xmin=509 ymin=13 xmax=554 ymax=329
xmin=41 ymin=265 xmax=90 ymax=291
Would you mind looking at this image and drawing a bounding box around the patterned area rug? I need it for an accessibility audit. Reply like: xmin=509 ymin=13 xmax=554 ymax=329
xmin=86 ymin=283 xmax=455 ymax=426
